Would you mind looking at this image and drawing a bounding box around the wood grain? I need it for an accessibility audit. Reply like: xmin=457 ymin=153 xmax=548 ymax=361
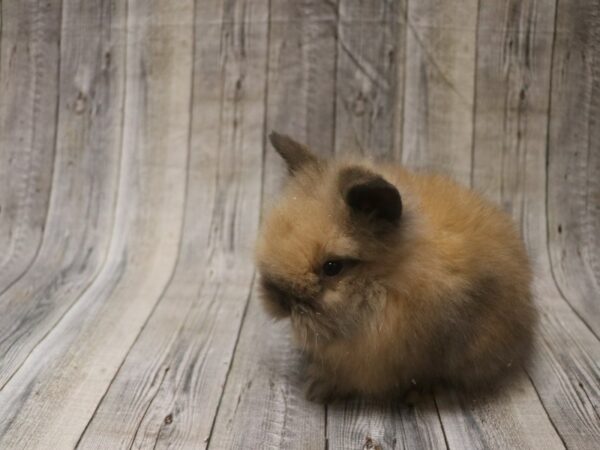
xmin=546 ymin=0 xmax=600 ymax=338
xmin=471 ymin=0 xmax=557 ymax=215
xmin=79 ymin=1 xmax=268 ymax=448
xmin=261 ymin=0 xmax=339 ymax=210
xmin=328 ymin=398 xmax=447 ymax=450
xmin=0 ymin=0 xmax=191 ymax=446
xmin=334 ymin=0 xmax=405 ymax=159
xmin=0 ymin=0 xmax=60 ymax=294
xmin=402 ymin=0 xmax=478 ymax=184
xmin=0 ymin=0 xmax=123 ymax=390
xmin=471 ymin=2 xmax=600 ymax=448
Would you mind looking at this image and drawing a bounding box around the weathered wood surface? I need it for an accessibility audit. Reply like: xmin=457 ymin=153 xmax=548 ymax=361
xmin=80 ymin=1 xmax=266 ymax=447
xmin=402 ymin=0 xmax=477 ymax=184
xmin=0 ymin=0 xmax=60 ymax=295
xmin=334 ymin=0 xmax=405 ymax=159
xmin=0 ymin=0 xmax=598 ymax=449
xmin=547 ymin=0 xmax=600 ymax=338
xmin=0 ymin=0 xmax=124 ymax=390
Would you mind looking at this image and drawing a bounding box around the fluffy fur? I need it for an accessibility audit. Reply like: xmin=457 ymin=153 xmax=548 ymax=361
xmin=255 ymin=133 xmax=535 ymax=402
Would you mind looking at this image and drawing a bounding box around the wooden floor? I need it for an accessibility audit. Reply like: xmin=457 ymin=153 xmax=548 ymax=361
xmin=0 ymin=0 xmax=598 ymax=448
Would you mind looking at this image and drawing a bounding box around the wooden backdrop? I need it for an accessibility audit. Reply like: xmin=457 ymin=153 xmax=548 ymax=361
xmin=0 ymin=0 xmax=598 ymax=448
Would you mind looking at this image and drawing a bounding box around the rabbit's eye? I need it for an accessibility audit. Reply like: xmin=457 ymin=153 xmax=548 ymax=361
xmin=322 ymin=260 xmax=344 ymax=277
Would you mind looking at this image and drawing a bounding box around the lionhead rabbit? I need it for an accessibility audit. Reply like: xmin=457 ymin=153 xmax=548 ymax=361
xmin=255 ymin=133 xmax=535 ymax=402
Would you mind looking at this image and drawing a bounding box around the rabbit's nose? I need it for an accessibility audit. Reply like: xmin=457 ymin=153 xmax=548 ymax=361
xmin=260 ymin=276 xmax=295 ymax=313
xmin=260 ymin=275 xmax=317 ymax=312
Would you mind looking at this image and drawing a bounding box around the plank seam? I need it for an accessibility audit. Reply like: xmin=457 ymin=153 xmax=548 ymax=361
xmin=331 ymin=0 xmax=339 ymax=157
xmin=258 ymin=0 xmax=272 ymax=225
xmin=469 ymin=0 xmax=481 ymax=189
xmin=397 ymin=0 xmax=408 ymax=160
xmin=523 ymin=369 xmax=567 ymax=448
xmin=128 ymin=366 xmax=171 ymax=449
xmin=432 ymin=393 xmax=450 ymax=450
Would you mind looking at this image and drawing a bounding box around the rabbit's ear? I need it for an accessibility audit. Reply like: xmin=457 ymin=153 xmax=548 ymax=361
xmin=339 ymin=167 xmax=402 ymax=228
xmin=269 ymin=132 xmax=320 ymax=175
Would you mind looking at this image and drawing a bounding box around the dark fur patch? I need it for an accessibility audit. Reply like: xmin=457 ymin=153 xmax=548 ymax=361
xmin=269 ymin=132 xmax=320 ymax=174
xmin=339 ymin=167 xmax=402 ymax=229
xmin=260 ymin=276 xmax=293 ymax=317
xmin=435 ymin=276 xmax=535 ymax=390
xmin=259 ymin=274 xmax=319 ymax=319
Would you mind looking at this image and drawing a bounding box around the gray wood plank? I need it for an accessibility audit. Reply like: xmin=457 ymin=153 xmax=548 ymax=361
xmin=471 ymin=2 xmax=600 ymax=448
xmin=0 ymin=0 xmax=123 ymax=390
xmin=546 ymin=0 xmax=600 ymax=338
xmin=402 ymin=0 xmax=478 ymax=185
xmin=471 ymin=0 xmax=557 ymax=218
xmin=0 ymin=0 xmax=191 ymax=447
xmin=209 ymin=1 xmax=339 ymax=448
xmin=528 ymin=302 xmax=600 ymax=449
xmin=262 ymin=0 xmax=339 ymax=210
xmin=78 ymin=1 xmax=268 ymax=448
xmin=435 ymin=375 xmax=564 ymax=450
xmin=0 ymin=0 xmax=60 ymax=293
xmin=328 ymin=398 xmax=447 ymax=450
xmin=334 ymin=0 xmax=405 ymax=159
xmin=328 ymin=2 xmax=447 ymax=449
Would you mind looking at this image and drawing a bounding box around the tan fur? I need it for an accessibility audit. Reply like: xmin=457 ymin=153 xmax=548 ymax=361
xmin=256 ymin=135 xmax=535 ymax=402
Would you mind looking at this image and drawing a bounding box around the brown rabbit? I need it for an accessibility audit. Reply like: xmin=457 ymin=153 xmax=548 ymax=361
xmin=255 ymin=132 xmax=535 ymax=402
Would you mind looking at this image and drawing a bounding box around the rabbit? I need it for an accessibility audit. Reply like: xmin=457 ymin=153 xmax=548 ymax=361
xmin=255 ymin=132 xmax=536 ymax=402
